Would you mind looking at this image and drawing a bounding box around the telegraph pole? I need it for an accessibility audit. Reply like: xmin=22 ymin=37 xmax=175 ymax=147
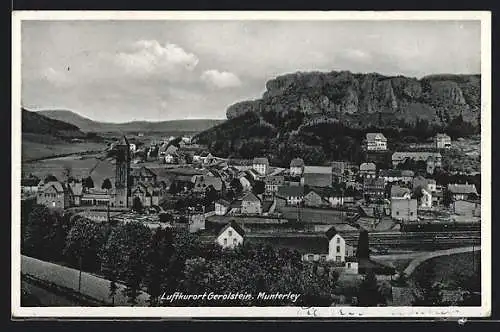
xmin=78 ymin=255 xmax=83 ymax=293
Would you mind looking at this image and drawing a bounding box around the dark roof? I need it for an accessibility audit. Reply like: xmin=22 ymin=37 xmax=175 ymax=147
xmin=262 ymin=200 xmax=274 ymax=212
xmin=230 ymin=200 xmax=242 ymax=208
xmin=215 ymin=199 xmax=230 ymax=207
xmin=325 ymin=226 xmax=359 ymax=246
xmin=253 ymin=157 xmax=269 ymax=165
xmin=217 ymin=220 xmax=245 ymax=237
xmin=448 ymin=183 xmax=478 ymax=195
xmin=242 ymin=192 xmax=261 ymax=203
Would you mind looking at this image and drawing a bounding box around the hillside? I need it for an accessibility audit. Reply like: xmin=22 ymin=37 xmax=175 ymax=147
xmin=22 ymin=108 xmax=86 ymax=138
xmin=38 ymin=110 xmax=225 ymax=133
xmin=194 ymin=70 xmax=481 ymax=167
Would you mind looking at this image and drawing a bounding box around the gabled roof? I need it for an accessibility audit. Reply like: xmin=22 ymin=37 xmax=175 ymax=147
xmin=241 ymin=192 xmax=261 ymax=203
xmin=218 ymin=220 xmax=245 ymax=237
xmin=366 ymin=133 xmax=386 ymax=141
xmin=42 ymin=181 xmax=66 ymax=193
xmin=215 ymin=199 xmax=230 ymax=207
xmin=253 ymin=157 xmax=269 ymax=165
xmin=448 ymin=183 xmax=478 ymax=195
xmin=290 ymin=158 xmax=305 ymax=167
xmin=325 ymin=226 xmax=359 ymax=246
xmin=436 ymin=133 xmax=451 ymax=139
xmin=131 ymin=166 xmax=157 ymax=178
xmin=69 ymin=182 xmax=83 ymax=196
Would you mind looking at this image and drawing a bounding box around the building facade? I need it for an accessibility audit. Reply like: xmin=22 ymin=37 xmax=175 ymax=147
xmin=366 ymin=133 xmax=387 ymax=151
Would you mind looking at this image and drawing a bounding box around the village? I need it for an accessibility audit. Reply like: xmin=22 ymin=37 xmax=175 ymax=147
xmin=21 ymin=130 xmax=481 ymax=290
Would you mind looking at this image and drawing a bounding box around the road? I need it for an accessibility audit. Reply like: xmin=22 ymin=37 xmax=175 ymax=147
xmin=22 ymin=279 xmax=82 ymax=306
xmin=371 ymin=246 xmax=480 ymax=276
xmin=21 ymin=255 xmax=149 ymax=306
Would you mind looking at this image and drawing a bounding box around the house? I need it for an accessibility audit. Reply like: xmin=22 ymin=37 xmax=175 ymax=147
xmin=240 ymin=192 xmax=262 ymax=215
xmin=447 ymin=183 xmax=479 ymax=201
xmin=363 ymin=178 xmax=385 ymax=201
xmin=216 ymin=221 xmax=245 ymax=249
xmin=453 ymin=200 xmax=481 ymax=217
xmin=192 ymin=174 xmax=223 ymax=193
xmin=245 ymin=168 xmax=261 ymax=181
xmin=21 ymin=176 xmax=40 ymax=195
xmin=264 ymin=175 xmax=285 ymax=195
xmin=435 ymin=133 xmax=452 ymax=149
xmin=239 ymin=177 xmax=252 ymax=192
xmin=326 ymin=227 xmax=357 ymax=263
xmin=252 ymin=157 xmax=269 ymax=176
xmin=199 ymin=151 xmax=213 ymax=164
xmin=277 ymin=185 xmax=304 ymax=206
xmin=332 ymin=161 xmax=348 ymax=183
xmin=379 ymin=169 xmax=414 ymax=184
xmin=130 ymin=166 xmax=157 ymax=185
xmin=390 ymin=185 xmax=411 ymax=199
xmin=215 ymin=199 xmax=230 ymax=216
xmin=129 ymin=143 xmax=137 ymax=153
xmin=359 ymin=162 xmax=376 ymax=179
xmin=420 ymin=187 xmax=433 ymax=208
xmin=188 ymin=212 xmax=206 ymax=233
xmin=36 ymin=181 xmax=72 ymax=209
xmin=290 ymin=158 xmax=305 ymax=176
xmin=391 ymin=198 xmax=418 ymax=222
xmin=392 ymin=152 xmax=442 ymax=168
xmin=68 ymin=182 xmax=83 ymax=206
xmin=303 ymin=166 xmax=333 ymax=188
xmin=129 ymin=182 xmax=166 ymax=207
xmin=160 ymin=144 xmax=178 ymax=158
xmin=366 ymin=133 xmax=387 ymax=151
xmin=303 ymin=188 xmax=329 ymax=208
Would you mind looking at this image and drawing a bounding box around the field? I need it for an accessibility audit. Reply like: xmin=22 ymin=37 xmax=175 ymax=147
xmin=411 ymin=251 xmax=481 ymax=289
xmin=22 ymin=139 xmax=107 ymax=162
xmin=279 ymin=207 xmax=347 ymax=223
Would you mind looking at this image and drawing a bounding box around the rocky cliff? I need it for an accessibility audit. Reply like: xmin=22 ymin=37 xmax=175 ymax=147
xmin=226 ymin=71 xmax=480 ymax=127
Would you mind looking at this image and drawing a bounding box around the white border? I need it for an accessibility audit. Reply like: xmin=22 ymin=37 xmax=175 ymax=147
xmin=11 ymin=10 xmax=492 ymax=319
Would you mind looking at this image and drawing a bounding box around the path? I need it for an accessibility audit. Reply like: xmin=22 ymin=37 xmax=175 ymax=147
xmin=21 ymin=255 xmax=150 ymax=306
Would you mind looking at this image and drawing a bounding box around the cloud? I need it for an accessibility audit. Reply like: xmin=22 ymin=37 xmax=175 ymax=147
xmin=201 ymin=70 xmax=242 ymax=89
xmin=41 ymin=67 xmax=73 ymax=87
xmin=115 ymin=40 xmax=199 ymax=77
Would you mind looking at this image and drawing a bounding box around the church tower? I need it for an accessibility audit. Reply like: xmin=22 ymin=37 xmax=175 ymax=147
xmin=114 ymin=136 xmax=131 ymax=208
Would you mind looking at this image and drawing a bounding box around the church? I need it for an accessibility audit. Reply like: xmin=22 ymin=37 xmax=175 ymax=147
xmin=110 ymin=136 xmax=167 ymax=208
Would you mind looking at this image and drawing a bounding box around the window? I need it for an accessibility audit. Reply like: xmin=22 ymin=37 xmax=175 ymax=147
xmin=320 ymin=255 xmax=327 ymax=262
xmin=307 ymin=254 xmax=314 ymax=261
xmin=410 ymin=212 xmax=414 ymax=216
xmin=233 ymin=238 xmax=237 ymax=245
xmin=337 ymin=237 xmax=340 ymax=244
xmin=336 ymin=256 xmax=341 ymax=262
xmin=336 ymin=246 xmax=340 ymax=253
xmin=223 ymin=238 xmax=227 ymax=245
xmin=396 ymin=211 xmax=399 ymax=215
xmin=228 ymin=230 xmax=233 ymax=236
xmin=347 ymin=263 xmax=351 ymax=268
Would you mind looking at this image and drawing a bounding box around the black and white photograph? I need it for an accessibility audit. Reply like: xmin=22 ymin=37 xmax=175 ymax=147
xmin=11 ymin=11 xmax=491 ymax=318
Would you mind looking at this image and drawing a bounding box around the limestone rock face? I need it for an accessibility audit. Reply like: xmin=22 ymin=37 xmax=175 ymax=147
xmin=226 ymin=70 xmax=480 ymax=126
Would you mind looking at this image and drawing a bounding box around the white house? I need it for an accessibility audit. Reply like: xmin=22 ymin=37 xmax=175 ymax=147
xmin=420 ymin=188 xmax=433 ymax=208
xmin=366 ymin=133 xmax=387 ymax=151
xmin=290 ymin=158 xmax=305 ymax=176
xmin=215 ymin=199 xmax=230 ymax=216
xmin=328 ymin=230 xmax=356 ymax=263
xmin=216 ymin=221 xmax=245 ymax=249
xmin=435 ymin=133 xmax=452 ymax=149
xmin=252 ymin=157 xmax=269 ymax=176
xmin=129 ymin=143 xmax=137 ymax=153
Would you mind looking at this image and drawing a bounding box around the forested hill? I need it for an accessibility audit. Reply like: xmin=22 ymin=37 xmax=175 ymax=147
xmin=193 ymin=71 xmax=480 ymax=167
xmin=22 ymin=108 xmax=86 ymax=138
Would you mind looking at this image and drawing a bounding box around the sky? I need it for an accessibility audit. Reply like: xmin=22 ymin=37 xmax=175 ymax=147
xmin=21 ymin=20 xmax=481 ymax=122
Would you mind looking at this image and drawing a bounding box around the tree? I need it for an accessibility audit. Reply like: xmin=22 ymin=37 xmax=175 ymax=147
xmin=132 ymin=197 xmax=144 ymax=213
xmin=159 ymin=213 xmax=173 ymax=223
xmin=230 ymin=178 xmax=243 ymax=194
xmin=412 ymin=260 xmax=444 ymax=306
xmin=44 ymin=174 xmax=58 ymax=183
xmin=83 ymin=176 xmax=94 ymax=189
xmin=356 ymin=230 xmax=370 ymax=260
xmin=204 ymin=185 xmax=219 ymax=206
xmin=62 ymin=166 xmax=73 ymax=182
xmin=357 ymin=271 xmax=385 ymax=306
xmin=168 ymin=181 xmax=179 ymax=195
xmin=101 ymin=178 xmax=112 ymax=191
xmin=252 ymin=180 xmax=266 ymax=195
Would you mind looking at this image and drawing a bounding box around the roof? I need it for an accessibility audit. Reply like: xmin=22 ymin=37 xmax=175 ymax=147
xmin=363 ymin=177 xmax=385 ymax=187
xmin=303 ymin=173 xmax=332 ymax=187
xmin=391 ymin=185 xmax=411 ymax=198
xmin=392 ymin=151 xmax=442 ymax=160
xmin=69 ymin=182 xmax=83 ymax=196
xmin=277 ymin=185 xmax=304 ymax=197
xmin=217 ymin=220 xmax=245 ymax=237
xmin=448 ymin=183 xmax=478 ymax=195
xmin=131 ymin=166 xmax=157 ymax=178
xmin=262 ymin=200 xmax=274 ymax=212
xmin=436 ymin=133 xmax=451 ymax=139
xmin=241 ymin=192 xmax=261 ymax=203
xmin=290 ymin=158 xmax=305 ymax=167
xmin=230 ymin=200 xmax=242 ymax=208
xmin=42 ymin=181 xmax=66 ymax=193
xmin=366 ymin=133 xmax=386 ymax=141
xmin=303 ymin=166 xmax=331 ymax=174
xmin=360 ymin=162 xmax=376 ymax=171
xmin=253 ymin=157 xmax=269 ymax=165
xmin=325 ymin=226 xmax=359 ymax=246
xmin=379 ymin=169 xmax=402 ymax=178
xmin=401 ymin=170 xmax=415 ymax=177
